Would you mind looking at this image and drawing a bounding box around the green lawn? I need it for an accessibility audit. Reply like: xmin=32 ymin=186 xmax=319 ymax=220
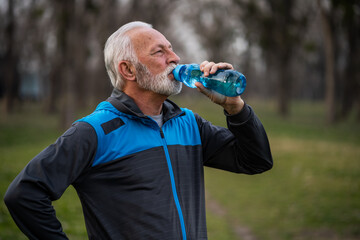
xmin=1 ymin=97 xmax=359 ymax=239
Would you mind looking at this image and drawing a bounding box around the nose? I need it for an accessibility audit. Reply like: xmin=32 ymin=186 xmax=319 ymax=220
xmin=167 ymin=50 xmax=180 ymax=65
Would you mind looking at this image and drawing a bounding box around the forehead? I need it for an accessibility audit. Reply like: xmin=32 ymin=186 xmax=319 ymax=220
xmin=129 ymin=28 xmax=171 ymax=53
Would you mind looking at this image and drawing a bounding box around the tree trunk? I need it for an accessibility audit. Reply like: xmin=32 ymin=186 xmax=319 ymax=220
xmin=339 ymin=3 xmax=360 ymax=121
xmin=318 ymin=0 xmax=336 ymax=124
xmin=277 ymin=53 xmax=291 ymax=117
xmin=318 ymin=0 xmax=336 ymax=123
xmin=3 ymin=0 xmax=20 ymax=114
xmin=46 ymin=56 xmax=61 ymax=114
xmin=60 ymin=0 xmax=76 ymax=130
xmin=45 ymin=0 xmax=65 ymax=114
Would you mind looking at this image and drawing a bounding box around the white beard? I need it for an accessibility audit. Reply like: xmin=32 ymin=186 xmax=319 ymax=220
xmin=135 ymin=63 xmax=182 ymax=96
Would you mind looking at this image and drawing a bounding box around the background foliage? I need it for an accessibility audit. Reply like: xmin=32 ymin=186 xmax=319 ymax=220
xmin=1 ymin=0 xmax=359 ymax=126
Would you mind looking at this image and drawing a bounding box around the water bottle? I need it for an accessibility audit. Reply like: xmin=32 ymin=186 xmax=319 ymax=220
xmin=172 ymin=63 xmax=246 ymax=97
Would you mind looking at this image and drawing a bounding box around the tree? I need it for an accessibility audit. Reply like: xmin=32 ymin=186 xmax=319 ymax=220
xmin=317 ymin=0 xmax=360 ymax=123
xmin=2 ymin=0 xmax=20 ymax=114
xmin=336 ymin=0 xmax=360 ymax=121
xmin=234 ymin=0 xmax=308 ymax=117
xmin=184 ymin=0 xmax=238 ymax=63
xmin=44 ymin=0 xmax=76 ymax=129
xmin=317 ymin=0 xmax=337 ymax=123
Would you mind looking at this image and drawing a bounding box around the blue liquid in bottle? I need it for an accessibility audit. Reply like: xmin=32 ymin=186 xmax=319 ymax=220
xmin=173 ymin=64 xmax=246 ymax=97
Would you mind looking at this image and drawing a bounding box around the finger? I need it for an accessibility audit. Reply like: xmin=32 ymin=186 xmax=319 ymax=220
xmin=200 ymin=61 xmax=209 ymax=71
xmin=211 ymin=62 xmax=234 ymax=73
xmin=208 ymin=62 xmax=234 ymax=75
xmin=217 ymin=62 xmax=234 ymax=70
xmin=208 ymin=64 xmax=217 ymax=74
xmin=202 ymin=61 xmax=215 ymax=77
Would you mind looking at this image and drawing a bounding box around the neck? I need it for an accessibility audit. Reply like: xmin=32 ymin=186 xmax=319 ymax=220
xmin=124 ymin=88 xmax=167 ymax=116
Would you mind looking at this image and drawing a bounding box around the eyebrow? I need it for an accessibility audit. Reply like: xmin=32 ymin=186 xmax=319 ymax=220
xmin=150 ymin=44 xmax=173 ymax=52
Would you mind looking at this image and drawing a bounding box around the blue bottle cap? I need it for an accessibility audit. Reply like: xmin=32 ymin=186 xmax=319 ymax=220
xmin=172 ymin=65 xmax=184 ymax=82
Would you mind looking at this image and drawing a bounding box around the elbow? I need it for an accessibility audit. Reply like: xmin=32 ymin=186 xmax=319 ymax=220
xmin=3 ymin=178 xmax=30 ymax=212
xmin=253 ymin=147 xmax=273 ymax=174
xmin=262 ymin=152 xmax=273 ymax=171
xmin=261 ymin=157 xmax=273 ymax=172
xmin=257 ymin=153 xmax=273 ymax=173
xmin=4 ymin=185 xmax=21 ymax=211
xmin=245 ymin=155 xmax=273 ymax=175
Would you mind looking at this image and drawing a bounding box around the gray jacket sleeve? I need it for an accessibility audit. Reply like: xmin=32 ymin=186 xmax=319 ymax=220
xmin=4 ymin=121 xmax=96 ymax=240
xmin=195 ymin=103 xmax=273 ymax=174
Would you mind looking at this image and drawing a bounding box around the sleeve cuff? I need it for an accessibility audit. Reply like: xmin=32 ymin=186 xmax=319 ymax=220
xmin=224 ymin=102 xmax=252 ymax=125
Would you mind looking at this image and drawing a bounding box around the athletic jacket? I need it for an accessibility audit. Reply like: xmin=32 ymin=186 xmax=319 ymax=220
xmin=4 ymin=89 xmax=273 ymax=240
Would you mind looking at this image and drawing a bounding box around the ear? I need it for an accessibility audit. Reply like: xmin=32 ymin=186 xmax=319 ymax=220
xmin=118 ymin=61 xmax=136 ymax=81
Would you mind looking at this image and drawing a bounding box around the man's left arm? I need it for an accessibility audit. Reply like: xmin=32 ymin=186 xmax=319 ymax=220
xmin=195 ymin=61 xmax=273 ymax=174
xmin=195 ymin=103 xmax=273 ymax=174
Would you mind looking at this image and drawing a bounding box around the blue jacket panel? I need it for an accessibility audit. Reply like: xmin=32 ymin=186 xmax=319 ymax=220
xmin=77 ymin=101 xmax=201 ymax=167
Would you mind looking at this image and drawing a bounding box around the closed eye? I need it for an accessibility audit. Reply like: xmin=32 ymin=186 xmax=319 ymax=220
xmin=151 ymin=50 xmax=163 ymax=55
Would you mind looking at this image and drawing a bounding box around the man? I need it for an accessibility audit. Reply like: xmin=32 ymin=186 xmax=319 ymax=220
xmin=5 ymin=21 xmax=273 ymax=240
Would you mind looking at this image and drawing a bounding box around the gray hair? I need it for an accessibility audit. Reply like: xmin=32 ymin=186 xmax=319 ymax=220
xmin=104 ymin=21 xmax=153 ymax=90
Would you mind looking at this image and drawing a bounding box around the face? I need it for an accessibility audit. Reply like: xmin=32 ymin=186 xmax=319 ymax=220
xmin=129 ymin=28 xmax=181 ymax=95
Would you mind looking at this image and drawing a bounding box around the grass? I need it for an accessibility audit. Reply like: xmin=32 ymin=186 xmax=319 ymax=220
xmin=1 ymin=96 xmax=360 ymax=239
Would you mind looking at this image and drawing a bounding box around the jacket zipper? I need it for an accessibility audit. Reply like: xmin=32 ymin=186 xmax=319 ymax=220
xmin=160 ymin=128 xmax=187 ymax=240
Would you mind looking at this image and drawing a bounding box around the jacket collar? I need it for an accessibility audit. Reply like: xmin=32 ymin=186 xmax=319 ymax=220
xmin=107 ymin=89 xmax=183 ymax=122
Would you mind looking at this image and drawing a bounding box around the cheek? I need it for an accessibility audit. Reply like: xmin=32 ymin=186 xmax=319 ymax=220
xmin=146 ymin=61 xmax=167 ymax=75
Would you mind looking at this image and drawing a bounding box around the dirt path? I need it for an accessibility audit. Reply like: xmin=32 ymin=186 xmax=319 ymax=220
xmin=206 ymin=193 xmax=258 ymax=240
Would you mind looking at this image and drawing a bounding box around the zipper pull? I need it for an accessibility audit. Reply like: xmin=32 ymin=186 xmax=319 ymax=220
xmin=160 ymin=128 xmax=165 ymax=138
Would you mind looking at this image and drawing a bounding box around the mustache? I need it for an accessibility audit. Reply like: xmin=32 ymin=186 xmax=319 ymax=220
xmin=166 ymin=64 xmax=177 ymax=75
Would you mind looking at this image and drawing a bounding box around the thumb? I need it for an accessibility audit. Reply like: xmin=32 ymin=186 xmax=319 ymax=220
xmin=194 ymin=82 xmax=226 ymax=105
xmin=195 ymin=82 xmax=212 ymax=97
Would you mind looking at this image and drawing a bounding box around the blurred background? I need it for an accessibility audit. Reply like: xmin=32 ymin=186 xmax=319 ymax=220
xmin=0 ymin=0 xmax=359 ymax=239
